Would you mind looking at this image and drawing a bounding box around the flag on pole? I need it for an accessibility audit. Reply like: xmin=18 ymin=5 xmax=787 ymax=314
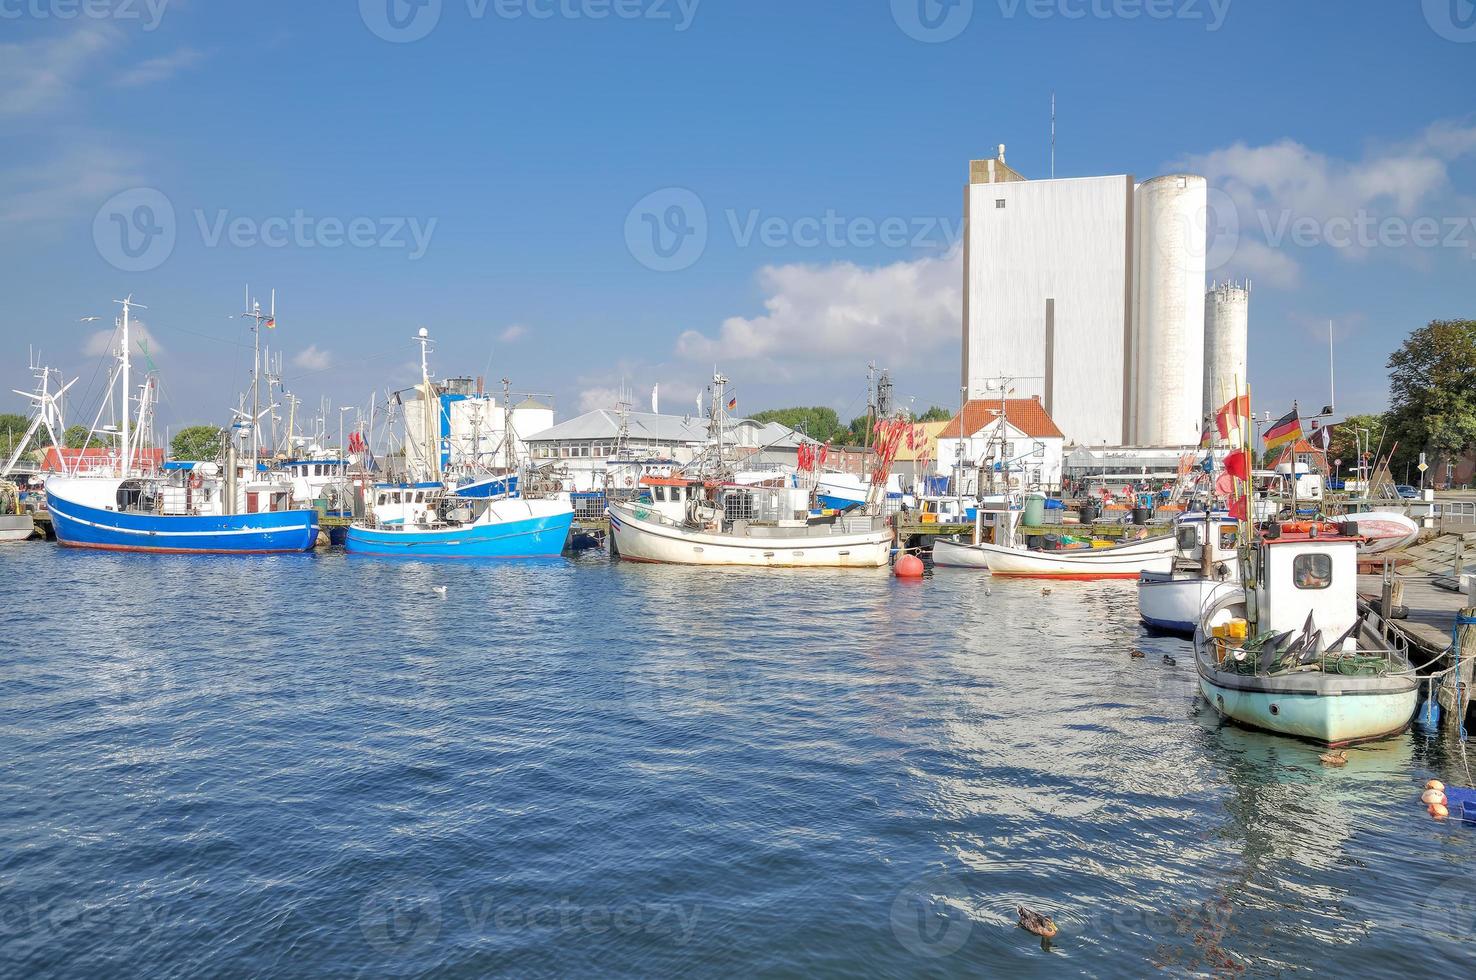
xmin=651 ymin=384 xmax=659 ymax=415
xmin=1215 ymin=393 xmax=1250 ymax=440
xmin=264 ymin=317 xmax=275 ymax=329
xmin=727 ymin=396 xmax=737 ymax=411
xmin=1224 ymin=448 xmax=1251 ymax=481
xmin=1264 ymin=408 xmax=1303 ymax=450
xmin=1199 ymin=420 xmax=1213 ymax=449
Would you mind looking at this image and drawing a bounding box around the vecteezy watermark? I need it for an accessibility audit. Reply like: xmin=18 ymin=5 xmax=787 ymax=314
xmin=891 ymin=0 xmax=974 ymax=42
xmin=93 ymin=187 xmax=177 ymax=273
xmin=623 ymin=186 xmax=960 ymax=272
xmin=888 ymin=872 xmax=976 ymax=957
xmin=1420 ymin=874 xmax=1476 ymax=958
xmin=358 ymin=878 xmax=703 ymax=957
xmin=1255 ymin=209 xmax=1476 ymax=259
xmin=360 ymin=0 xmax=699 ymax=42
xmin=1423 ymin=0 xmax=1476 ymax=42
xmin=892 ymin=0 xmax=1232 ymax=41
xmin=0 ymin=895 xmax=172 ymax=939
xmin=93 ymin=188 xmax=437 ymax=272
xmin=0 ymin=0 xmax=170 ymax=30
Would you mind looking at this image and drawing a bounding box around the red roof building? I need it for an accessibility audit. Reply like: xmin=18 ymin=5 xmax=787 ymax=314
xmin=938 ymin=396 xmax=1065 ymax=440
xmin=40 ymin=446 xmax=164 ymax=474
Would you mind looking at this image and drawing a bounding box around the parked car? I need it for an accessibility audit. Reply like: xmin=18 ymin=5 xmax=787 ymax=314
xmin=1395 ymin=484 xmax=1420 ymax=499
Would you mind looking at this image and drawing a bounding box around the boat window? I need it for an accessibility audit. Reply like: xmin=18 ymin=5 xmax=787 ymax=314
xmin=1293 ymin=553 xmax=1333 ymax=590
xmin=415 ymin=491 xmax=425 ymax=503
xmin=653 ymin=486 xmax=665 ymax=502
xmin=1219 ymin=526 xmax=1237 ymax=549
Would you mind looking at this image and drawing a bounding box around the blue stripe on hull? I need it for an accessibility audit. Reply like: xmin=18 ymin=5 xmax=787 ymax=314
xmin=345 ymin=511 xmax=573 ymax=558
xmin=46 ymin=492 xmax=319 ymax=554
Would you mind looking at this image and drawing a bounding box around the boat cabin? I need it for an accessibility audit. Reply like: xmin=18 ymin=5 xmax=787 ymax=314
xmin=1173 ymin=512 xmax=1240 ymax=574
xmin=369 ymin=482 xmax=443 ymax=527
xmin=1252 ymin=522 xmax=1362 ymax=650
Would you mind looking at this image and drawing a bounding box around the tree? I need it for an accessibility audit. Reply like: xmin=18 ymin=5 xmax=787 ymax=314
xmin=172 ymin=425 xmax=224 ymax=461
xmin=63 ymin=425 xmax=106 ymax=449
xmin=1385 ymin=319 xmax=1476 ymax=475
xmin=914 ymin=405 xmax=953 ymax=423
xmin=747 ymin=407 xmax=845 ymax=443
xmin=1324 ymin=413 xmax=1387 ymax=473
xmin=0 ymin=411 xmax=51 ymax=461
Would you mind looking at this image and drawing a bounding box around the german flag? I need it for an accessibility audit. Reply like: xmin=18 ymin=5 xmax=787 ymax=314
xmin=1264 ymin=408 xmax=1302 ymax=450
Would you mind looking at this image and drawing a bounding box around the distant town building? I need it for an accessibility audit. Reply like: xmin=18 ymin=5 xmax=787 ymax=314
xmin=935 ymin=396 xmax=1065 ymax=492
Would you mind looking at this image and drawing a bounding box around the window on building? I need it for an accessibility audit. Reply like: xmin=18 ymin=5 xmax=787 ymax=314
xmin=1292 ymin=553 xmax=1332 ymax=590
xmin=995 ymin=199 xmax=1006 ymax=209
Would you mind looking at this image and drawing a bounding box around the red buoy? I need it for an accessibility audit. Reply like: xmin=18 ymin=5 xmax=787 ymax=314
xmin=894 ymin=553 xmax=925 ymax=578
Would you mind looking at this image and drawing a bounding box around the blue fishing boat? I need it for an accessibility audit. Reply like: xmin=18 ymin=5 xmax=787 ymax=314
xmin=344 ymin=328 xmax=572 ymax=559
xmin=346 ymin=486 xmax=570 ymax=557
xmin=43 ymin=296 xmax=320 ymax=556
xmin=46 ymin=476 xmax=318 ymax=554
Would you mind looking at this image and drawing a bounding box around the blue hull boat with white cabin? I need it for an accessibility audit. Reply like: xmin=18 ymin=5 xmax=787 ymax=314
xmin=344 ymin=328 xmax=573 ymax=559
xmin=42 ymin=296 xmax=319 ymax=556
xmin=346 ymin=490 xmax=571 ymax=558
xmin=47 ymin=476 xmax=318 ymax=554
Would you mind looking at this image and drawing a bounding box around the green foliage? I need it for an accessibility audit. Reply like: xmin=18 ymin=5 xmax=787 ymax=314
xmin=171 ymin=425 xmax=224 ymax=461
xmin=747 ymin=406 xmax=846 ymax=443
xmin=63 ymin=425 xmax=106 ymax=449
xmin=0 ymin=412 xmax=50 ymax=460
xmin=1385 ymin=319 xmax=1476 ymax=473
xmin=1324 ymin=413 xmax=1387 ymax=469
xmin=914 ymin=405 xmax=953 ymax=423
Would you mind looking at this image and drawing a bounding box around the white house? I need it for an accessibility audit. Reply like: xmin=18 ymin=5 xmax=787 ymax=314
xmin=935 ymin=397 xmax=1065 ymax=493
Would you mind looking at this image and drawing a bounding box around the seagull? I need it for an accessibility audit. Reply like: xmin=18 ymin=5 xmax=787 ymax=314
xmin=79 ymin=316 xmax=102 ymax=322
xmin=432 ymin=585 xmax=447 ymax=598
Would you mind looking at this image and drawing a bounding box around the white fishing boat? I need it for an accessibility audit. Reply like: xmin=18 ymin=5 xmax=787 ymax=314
xmin=1195 ymin=520 xmax=1419 ymax=746
xmin=1138 ymin=511 xmax=1243 ymax=635
xmin=934 ymin=502 xmax=1173 ymax=578
xmin=608 ymin=477 xmax=891 ymax=567
xmin=607 ymin=372 xmax=895 ymax=568
xmin=0 ymin=481 xmax=32 ymax=542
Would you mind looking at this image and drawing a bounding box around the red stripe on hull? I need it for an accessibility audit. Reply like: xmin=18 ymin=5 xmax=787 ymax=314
xmin=990 ymin=571 xmax=1143 ymax=580
xmin=57 ymin=541 xmax=311 ymax=555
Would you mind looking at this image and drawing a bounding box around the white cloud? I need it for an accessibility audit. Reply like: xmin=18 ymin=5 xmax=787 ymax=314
xmin=0 ymin=25 xmax=119 ymax=117
xmin=1181 ymin=119 xmax=1476 ymax=280
xmin=114 ymin=47 xmax=204 ymax=88
xmin=675 ymin=249 xmax=961 ymax=373
xmin=577 ymin=386 xmax=622 ymax=413
xmin=293 ymin=345 xmax=332 ymax=371
xmin=0 ymin=138 xmax=147 ymax=224
xmin=499 ymin=323 xmax=528 ymax=343
xmin=83 ymin=320 xmax=162 ymax=358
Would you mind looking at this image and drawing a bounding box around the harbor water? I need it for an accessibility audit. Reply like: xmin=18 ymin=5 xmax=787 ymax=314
xmin=2 ymin=546 xmax=1474 ymax=976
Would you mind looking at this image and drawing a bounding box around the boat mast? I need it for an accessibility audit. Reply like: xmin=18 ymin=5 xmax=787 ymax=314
xmin=502 ymin=376 xmax=514 ymax=476
xmin=416 ymin=327 xmax=440 ymax=483
xmin=113 ymin=295 xmax=145 ymax=477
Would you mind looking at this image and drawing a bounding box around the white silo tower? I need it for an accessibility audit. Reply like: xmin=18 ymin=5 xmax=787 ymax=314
xmin=1203 ymin=281 xmax=1250 ymax=419
xmin=1132 ymin=174 xmax=1208 ymax=446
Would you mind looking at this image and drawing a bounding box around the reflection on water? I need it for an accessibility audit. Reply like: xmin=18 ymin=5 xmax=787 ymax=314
xmin=0 ymin=547 xmax=1473 ymax=977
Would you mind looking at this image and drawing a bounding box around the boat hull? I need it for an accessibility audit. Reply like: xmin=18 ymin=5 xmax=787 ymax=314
xmin=1346 ymin=511 xmax=1419 ymax=555
xmin=46 ymin=483 xmax=318 ymax=554
xmin=345 ymin=501 xmax=572 ymax=558
xmin=932 ymin=536 xmax=992 ymax=569
xmin=1194 ymin=633 xmax=1418 ymax=746
xmin=966 ymin=536 xmax=1175 ymax=579
xmin=609 ymin=503 xmax=891 ymax=567
xmin=0 ymin=514 xmax=34 ymax=542
xmin=1138 ymin=575 xmax=1240 ymax=635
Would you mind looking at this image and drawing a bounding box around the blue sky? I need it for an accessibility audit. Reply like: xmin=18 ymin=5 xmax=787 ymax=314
xmin=2 ymin=0 xmax=1473 ymax=442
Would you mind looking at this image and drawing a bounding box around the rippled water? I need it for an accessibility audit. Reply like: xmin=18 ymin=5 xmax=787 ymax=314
xmin=2 ymin=544 xmax=1474 ymax=977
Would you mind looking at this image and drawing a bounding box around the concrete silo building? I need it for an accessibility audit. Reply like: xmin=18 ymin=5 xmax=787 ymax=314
xmin=962 ymin=148 xmax=1217 ymax=449
xmin=1203 ymin=281 xmax=1250 ymax=418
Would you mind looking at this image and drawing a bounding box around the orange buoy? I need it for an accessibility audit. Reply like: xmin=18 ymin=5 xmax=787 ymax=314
xmin=1426 ymin=779 xmax=1445 ymax=792
xmin=894 ymin=554 xmax=925 ymax=578
xmin=1430 ymin=802 xmax=1449 ymax=820
xmin=1422 ymin=789 xmax=1447 ymax=807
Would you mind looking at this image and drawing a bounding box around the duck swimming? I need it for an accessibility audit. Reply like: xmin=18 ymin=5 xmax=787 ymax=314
xmin=1017 ymin=906 xmax=1058 ymax=939
xmin=1319 ymin=750 xmax=1348 ymax=767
